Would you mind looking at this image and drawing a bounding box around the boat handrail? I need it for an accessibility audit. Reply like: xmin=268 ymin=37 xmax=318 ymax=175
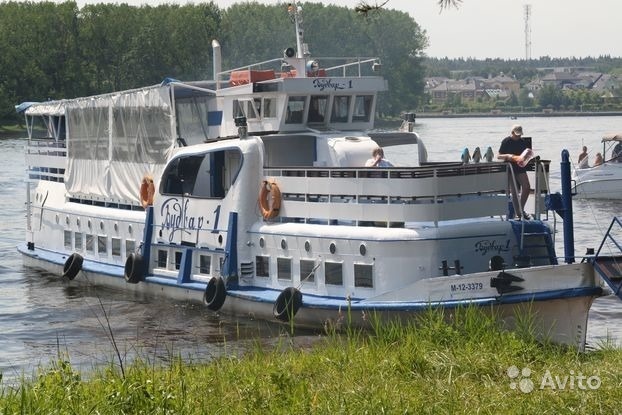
xmin=216 ymin=56 xmax=381 ymax=87
xmin=263 ymin=164 xmax=510 ymax=224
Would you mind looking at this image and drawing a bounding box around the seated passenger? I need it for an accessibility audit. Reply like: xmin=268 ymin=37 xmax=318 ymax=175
xmin=594 ymin=152 xmax=603 ymax=166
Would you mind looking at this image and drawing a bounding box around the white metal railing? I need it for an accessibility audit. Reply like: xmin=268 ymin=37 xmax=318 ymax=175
xmin=26 ymin=139 xmax=67 ymax=182
xmin=216 ymin=56 xmax=382 ymax=90
xmin=264 ymin=164 xmax=510 ymax=225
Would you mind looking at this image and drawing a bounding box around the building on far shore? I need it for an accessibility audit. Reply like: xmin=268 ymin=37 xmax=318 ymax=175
xmin=425 ymin=70 xmax=621 ymax=105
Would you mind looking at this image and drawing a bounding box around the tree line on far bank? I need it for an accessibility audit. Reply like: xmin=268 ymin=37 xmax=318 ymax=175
xmin=2 ymin=1 xmax=621 ymax=127
xmin=0 ymin=1 xmax=427 ymax=125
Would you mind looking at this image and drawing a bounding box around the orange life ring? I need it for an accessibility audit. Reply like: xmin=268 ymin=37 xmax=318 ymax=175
xmin=140 ymin=175 xmax=155 ymax=208
xmin=259 ymin=180 xmax=281 ymax=220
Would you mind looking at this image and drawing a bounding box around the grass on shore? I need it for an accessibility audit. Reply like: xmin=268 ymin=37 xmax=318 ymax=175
xmin=1 ymin=306 xmax=621 ymax=414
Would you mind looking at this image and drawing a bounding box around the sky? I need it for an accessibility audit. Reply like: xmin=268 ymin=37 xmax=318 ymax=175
xmin=65 ymin=0 xmax=622 ymax=60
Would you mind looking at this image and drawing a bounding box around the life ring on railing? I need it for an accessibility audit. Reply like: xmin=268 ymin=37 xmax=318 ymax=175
xmin=273 ymin=287 xmax=303 ymax=322
xmin=258 ymin=180 xmax=281 ymax=220
xmin=140 ymin=175 xmax=155 ymax=208
xmin=203 ymin=276 xmax=227 ymax=311
xmin=124 ymin=252 xmax=144 ymax=284
xmin=63 ymin=253 xmax=83 ymax=280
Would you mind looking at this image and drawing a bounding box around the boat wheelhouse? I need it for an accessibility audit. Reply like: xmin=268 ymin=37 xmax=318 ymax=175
xmin=16 ymin=4 xmax=622 ymax=350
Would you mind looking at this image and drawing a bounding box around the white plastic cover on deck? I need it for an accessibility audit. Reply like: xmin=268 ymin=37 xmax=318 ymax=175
xmin=65 ymin=86 xmax=175 ymax=204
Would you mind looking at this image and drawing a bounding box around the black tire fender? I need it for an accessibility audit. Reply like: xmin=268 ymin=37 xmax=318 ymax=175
xmin=124 ymin=252 xmax=144 ymax=284
xmin=63 ymin=253 xmax=83 ymax=280
xmin=203 ymin=276 xmax=227 ymax=311
xmin=273 ymin=287 xmax=303 ymax=322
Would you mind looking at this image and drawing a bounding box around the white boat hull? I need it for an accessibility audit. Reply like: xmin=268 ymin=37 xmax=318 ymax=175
xmin=21 ymin=248 xmax=600 ymax=351
xmin=573 ymin=163 xmax=622 ymax=199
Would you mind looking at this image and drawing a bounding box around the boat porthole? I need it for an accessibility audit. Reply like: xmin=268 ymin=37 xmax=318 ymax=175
xmin=281 ymin=239 xmax=287 ymax=250
xmin=55 ymin=215 xmax=59 ymax=224
xmin=76 ymin=218 xmax=80 ymax=228
xmin=218 ymin=235 xmax=223 ymax=245
xmin=65 ymin=216 xmax=70 ymax=225
xmin=87 ymin=220 xmax=92 ymax=230
xmin=259 ymin=237 xmax=265 ymax=248
xmin=329 ymin=242 xmax=336 ymax=254
xmin=359 ymin=243 xmax=367 ymax=256
xmin=114 ymin=223 xmax=118 ymax=232
xmin=304 ymin=240 xmax=311 ymax=252
xmin=100 ymin=221 xmax=105 ymax=231
xmin=159 ymin=229 xmax=162 ymax=237
xmin=128 ymin=225 xmax=133 ymax=235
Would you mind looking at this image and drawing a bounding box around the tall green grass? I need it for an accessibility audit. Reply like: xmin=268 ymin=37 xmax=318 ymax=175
xmin=2 ymin=306 xmax=621 ymax=414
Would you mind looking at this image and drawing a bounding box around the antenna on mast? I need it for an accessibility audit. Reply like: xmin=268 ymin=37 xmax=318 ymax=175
xmin=524 ymin=4 xmax=532 ymax=60
xmin=288 ymin=3 xmax=309 ymax=58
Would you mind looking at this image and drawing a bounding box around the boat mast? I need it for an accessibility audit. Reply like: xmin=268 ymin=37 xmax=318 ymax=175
xmin=288 ymin=3 xmax=307 ymax=59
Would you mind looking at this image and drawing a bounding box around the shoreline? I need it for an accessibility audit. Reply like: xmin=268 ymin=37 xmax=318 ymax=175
xmin=414 ymin=111 xmax=622 ymax=119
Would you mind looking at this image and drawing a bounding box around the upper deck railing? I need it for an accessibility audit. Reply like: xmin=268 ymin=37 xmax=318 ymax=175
xmin=216 ymin=56 xmax=382 ymax=91
xmin=264 ymin=163 xmax=513 ymax=226
xmin=25 ymin=138 xmax=66 ymax=183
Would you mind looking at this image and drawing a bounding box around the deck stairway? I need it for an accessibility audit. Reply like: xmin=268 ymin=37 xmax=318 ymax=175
xmin=590 ymin=217 xmax=622 ymax=299
xmin=511 ymin=221 xmax=557 ymax=266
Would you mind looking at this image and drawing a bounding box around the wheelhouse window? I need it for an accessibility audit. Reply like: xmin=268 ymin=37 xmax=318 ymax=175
xmin=353 ymin=95 xmax=373 ymax=122
xmin=233 ymin=99 xmax=261 ymax=120
xmin=308 ymin=96 xmax=328 ymax=123
xmin=331 ymin=96 xmax=350 ymax=123
xmin=160 ymin=149 xmax=242 ymax=199
xmin=263 ymin=98 xmax=276 ymax=118
xmin=285 ymin=96 xmax=306 ymax=124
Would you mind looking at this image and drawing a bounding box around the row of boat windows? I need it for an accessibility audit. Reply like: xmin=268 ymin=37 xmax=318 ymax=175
xmin=63 ymin=228 xmax=373 ymax=286
xmin=64 ymin=230 xmax=136 ymax=258
xmin=153 ymin=249 xmax=373 ymax=288
xmin=255 ymin=255 xmax=373 ymax=288
xmin=233 ymin=95 xmax=373 ymax=125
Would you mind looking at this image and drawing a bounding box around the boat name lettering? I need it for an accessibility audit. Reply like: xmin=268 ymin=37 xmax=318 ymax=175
xmin=450 ymin=282 xmax=484 ymax=292
xmin=312 ymin=78 xmax=352 ymax=91
xmin=160 ymin=198 xmax=206 ymax=242
xmin=474 ymin=239 xmax=510 ymax=256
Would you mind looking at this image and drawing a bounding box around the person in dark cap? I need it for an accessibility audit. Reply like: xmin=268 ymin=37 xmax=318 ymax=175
xmin=497 ymin=124 xmax=532 ymax=219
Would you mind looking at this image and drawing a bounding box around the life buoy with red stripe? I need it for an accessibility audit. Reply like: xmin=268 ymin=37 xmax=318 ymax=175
xmin=258 ymin=180 xmax=281 ymax=220
xmin=140 ymin=175 xmax=155 ymax=208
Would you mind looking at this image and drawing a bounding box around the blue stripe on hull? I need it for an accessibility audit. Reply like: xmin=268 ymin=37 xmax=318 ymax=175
xmin=18 ymin=244 xmax=601 ymax=313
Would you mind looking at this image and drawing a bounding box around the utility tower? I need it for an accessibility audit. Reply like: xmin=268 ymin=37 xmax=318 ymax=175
xmin=524 ymin=4 xmax=532 ymax=60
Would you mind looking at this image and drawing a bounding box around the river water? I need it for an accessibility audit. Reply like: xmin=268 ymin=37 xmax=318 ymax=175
xmin=1 ymin=116 xmax=621 ymax=381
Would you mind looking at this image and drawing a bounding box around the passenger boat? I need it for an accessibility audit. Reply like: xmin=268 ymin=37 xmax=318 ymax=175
xmin=16 ymin=4 xmax=622 ymax=350
xmin=573 ymin=133 xmax=622 ymax=199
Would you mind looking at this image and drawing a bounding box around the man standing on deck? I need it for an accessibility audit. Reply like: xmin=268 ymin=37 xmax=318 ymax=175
xmin=497 ymin=124 xmax=531 ymax=220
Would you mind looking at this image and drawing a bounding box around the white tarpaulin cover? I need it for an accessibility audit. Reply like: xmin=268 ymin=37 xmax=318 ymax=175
xmin=65 ymin=86 xmax=175 ymax=204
